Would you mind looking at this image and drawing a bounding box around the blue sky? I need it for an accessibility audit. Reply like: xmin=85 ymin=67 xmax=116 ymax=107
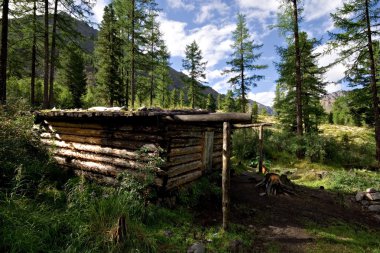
xmin=92 ymin=0 xmax=347 ymax=106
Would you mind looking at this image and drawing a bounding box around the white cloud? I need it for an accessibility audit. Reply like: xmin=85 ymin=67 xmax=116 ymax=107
xmin=236 ymin=0 xmax=279 ymax=12
xmin=325 ymin=83 xmax=343 ymax=93
xmin=166 ymin=0 xmax=195 ymax=11
xmin=248 ymin=91 xmax=276 ymax=106
xmin=315 ymin=44 xmax=346 ymax=84
xmin=93 ymin=0 xmax=109 ymax=24
xmin=195 ymin=0 xmax=229 ymax=24
xmin=303 ymin=0 xmax=343 ymax=21
xmin=158 ymin=14 xmax=235 ymax=68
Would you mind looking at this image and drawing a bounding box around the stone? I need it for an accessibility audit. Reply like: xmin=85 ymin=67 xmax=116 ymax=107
xmin=373 ymin=214 xmax=380 ymax=222
xmin=368 ymin=205 xmax=380 ymax=212
xmin=366 ymin=188 xmax=377 ymax=193
xmin=356 ymin=192 xmax=365 ymax=202
xmin=316 ymin=171 xmax=328 ymax=179
xmin=365 ymin=192 xmax=380 ymax=201
xmin=361 ymin=200 xmax=369 ymax=206
xmin=187 ymin=242 xmax=205 ymax=253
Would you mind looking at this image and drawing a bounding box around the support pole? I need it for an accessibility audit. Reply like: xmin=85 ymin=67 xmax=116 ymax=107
xmin=258 ymin=125 xmax=264 ymax=174
xmin=222 ymin=121 xmax=231 ymax=230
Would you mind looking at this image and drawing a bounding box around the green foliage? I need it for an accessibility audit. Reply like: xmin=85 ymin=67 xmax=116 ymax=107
xmin=251 ymin=102 xmax=258 ymax=123
xmin=206 ymin=93 xmax=216 ymax=112
xmin=222 ymin=90 xmax=236 ymax=112
xmin=223 ymin=13 xmax=267 ymax=113
xmin=274 ymin=32 xmax=326 ymax=133
xmin=182 ymin=40 xmax=207 ymax=109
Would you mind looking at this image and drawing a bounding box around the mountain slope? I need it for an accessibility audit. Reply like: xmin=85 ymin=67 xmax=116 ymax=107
xmin=320 ymin=90 xmax=347 ymax=113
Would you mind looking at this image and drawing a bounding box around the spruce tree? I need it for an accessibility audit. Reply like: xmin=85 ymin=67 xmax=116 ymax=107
xmin=182 ymin=41 xmax=207 ymax=109
xmin=95 ymin=4 xmax=123 ymax=106
xmin=223 ymin=13 xmax=267 ymax=113
xmin=206 ymin=93 xmax=216 ymax=112
xmin=252 ymin=102 xmax=259 ymax=123
xmin=223 ymin=90 xmax=236 ymax=112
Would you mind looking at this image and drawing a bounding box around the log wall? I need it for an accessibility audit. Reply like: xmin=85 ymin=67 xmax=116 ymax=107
xmin=35 ymin=110 xmax=251 ymax=191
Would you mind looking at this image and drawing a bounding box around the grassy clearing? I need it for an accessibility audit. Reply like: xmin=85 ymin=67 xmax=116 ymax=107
xmin=306 ymin=222 xmax=380 ymax=253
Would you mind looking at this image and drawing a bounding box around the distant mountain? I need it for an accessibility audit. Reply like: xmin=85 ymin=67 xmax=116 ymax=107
xmin=167 ymin=67 xmax=273 ymax=114
xmin=320 ymin=90 xmax=348 ymax=113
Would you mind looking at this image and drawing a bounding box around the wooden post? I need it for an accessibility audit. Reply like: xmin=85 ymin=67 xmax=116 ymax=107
xmin=258 ymin=125 xmax=264 ymax=173
xmin=222 ymin=121 xmax=231 ymax=230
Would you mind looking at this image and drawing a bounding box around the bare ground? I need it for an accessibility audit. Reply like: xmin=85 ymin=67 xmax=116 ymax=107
xmin=195 ymin=173 xmax=380 ymax=252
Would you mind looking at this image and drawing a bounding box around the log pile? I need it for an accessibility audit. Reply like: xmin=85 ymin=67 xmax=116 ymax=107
xmin=35 ymin=109 xmax=251 ymax=191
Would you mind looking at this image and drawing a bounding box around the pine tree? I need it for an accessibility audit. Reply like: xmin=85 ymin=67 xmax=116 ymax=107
xmin=223 ymin=13 xmax=267 ymax=113
xmin=95 ymin=4 xmax=123 ymax=106
xmin=170 ymin=88 xmax=177 ymax=108
xmin=59 ymin=46 xmax=87 ymax=108
xmin=330 ymin=0 xmax=380 ymax=162
xmin=182 ymin=41 xmax=207 ymax=109
xmin=217 ymin=93 xmax=222 ymax=111
xmin=179 ymin=89 xmax=185 ymax=108
xmin=223 ymin=90 xmax=236 ymax=112
xmin=274 ymin=32 xmax=326 ymax=133
xmin=206 ymin=93 xmax=216 ymax=112
xmin=0 ymin=0 xmax=9 ymax=105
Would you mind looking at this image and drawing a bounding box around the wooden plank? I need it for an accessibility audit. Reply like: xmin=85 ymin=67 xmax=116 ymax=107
xmin=222 ymin=122 xmax=231 ymax=230
xmin=166 ymin=160 xmax=202 ymax=177
xmin=165 ymin=170 xmax=202 ymax=190
xmin=202 ymin=131 xmax=214 ymax=172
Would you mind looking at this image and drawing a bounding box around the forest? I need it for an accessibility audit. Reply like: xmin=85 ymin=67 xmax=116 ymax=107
xmin=0 ymin=0 xmax=380 ymax=252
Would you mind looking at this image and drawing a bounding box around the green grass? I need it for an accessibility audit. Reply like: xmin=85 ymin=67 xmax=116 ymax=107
xmin=306 ymin=222 xmax=380 ymax=253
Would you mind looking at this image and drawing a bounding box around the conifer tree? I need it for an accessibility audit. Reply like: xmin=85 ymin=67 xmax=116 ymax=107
xmin=182 ymin=41 xmax=207 ymax=109
xmin=95 ymin=4 xmax=123 ymax=106
xmin=274 ymin=32 xmax=326 ymax=133
xmin=223 ymin=90 xmax=236 ymax=112
xmin=223 ymin=13 xmax=267 ymax=113
xmin=0 ymin=0 xmax=9 ymax=105
xmin=206 ymin=93 xmax=216 ymax=112
xmin=252 ymin=102 xmax=259 ymax=123
xmin=330 ymin=0 xmax=380 ymax=163
xmin=179 ymin=89 xmax=185 ymax=108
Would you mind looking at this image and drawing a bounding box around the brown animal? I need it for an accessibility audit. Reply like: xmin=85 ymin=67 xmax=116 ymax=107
xmin=255 ymin=173 xmax=295 ymax=195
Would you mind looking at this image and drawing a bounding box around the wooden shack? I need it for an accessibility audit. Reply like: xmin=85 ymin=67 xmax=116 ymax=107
xmin=34 ymin=108 xmax=251 ymax=191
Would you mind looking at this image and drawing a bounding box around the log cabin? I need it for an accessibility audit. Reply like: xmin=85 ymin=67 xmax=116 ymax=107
xmin=34 ymin=108 xmax=251 ymax=191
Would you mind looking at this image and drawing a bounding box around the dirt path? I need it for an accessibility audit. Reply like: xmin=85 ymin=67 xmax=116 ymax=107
xmin=196 ymin=173 xmax=380 ymax=252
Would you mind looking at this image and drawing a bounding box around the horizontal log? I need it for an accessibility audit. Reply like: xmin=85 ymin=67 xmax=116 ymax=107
xmin=40 ymin=133 xmax=161 ymax=151
xmin=170 ymin=138 xmax=202 ymax=147
xmin=166 ymin=131 xmax=204 ymax=138
xmin=233 ymin=123 xmax=273 ymax=129
xmin=213 ymin=144 xmax=223 ymax=151
xmin=212 ymin=151 xmax=222 ymax=159
xmin=169 ymin=145 xmax=202 ymax=157
xmin=54 ymin=156 xmax=164 ymax=186
xmin=166 ymin=170 xmax=203 ymax=190
xmin=74 ymin=169 xmax=119 ymax=186
xmin=165 ymin=154 xmax=202 ymax=169
xmin=51 ymin=148 xmax=166 ymax=176
xmin=40 ymin=139 xmax=155 ymax=160
xmin=54 ymin=156 xmax=122 ymax=176
xmin=164 ymin=113 xmax=251 ymax=123
xmin=49 ymin=126 xmax=163 ymax=142
xmin=167 ymin=161 xmax=202 ymax=177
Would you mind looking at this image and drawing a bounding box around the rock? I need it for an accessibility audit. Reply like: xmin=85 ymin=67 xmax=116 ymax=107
xmin=366 ymin=188 xmax=377 ymax=193
xmin=361 ymin=200 xmax=369 ymax=206
xmin=316 ymin=171 xmax=328 ymax=179
xmin=368 ymin=205 xmax=380 ymax=212
xmin=356 ymin=192 xmax=365 ymax=202
xmin=365 ymin=192 xmax=380 ymax=201
xmin=373 ymin=214 xmax=380 ymax=222
xmin=187 ymin=242 xmax=205 ymax=253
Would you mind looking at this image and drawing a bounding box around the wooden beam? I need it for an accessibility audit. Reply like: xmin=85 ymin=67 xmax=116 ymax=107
xmin=222 ymin=121 xmax=231 ymax=230
xmin=232 ymin=123 xmax=273 ymax=129
xmin=164 ymin=113 xmax=251 ymax=123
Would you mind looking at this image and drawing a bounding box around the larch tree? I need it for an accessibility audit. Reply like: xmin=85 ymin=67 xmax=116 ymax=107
xmin=223 ymin=13 xmax=267 ymax=113
xmin=329 ymin=0 xmax=380 ymax=164
xmin=182 ymin=40 xmax=207 ymax=109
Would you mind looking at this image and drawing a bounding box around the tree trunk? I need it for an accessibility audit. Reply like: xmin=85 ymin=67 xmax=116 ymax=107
xmin=131 ymin=0 xmax=136 ymax=109
xmin=240 ymin=39 xmax=245 ymax=113
xmin=0 ymin=0 xmax=9 ymax=105
xmin=150 ymin=36 xmax=154 ymax=107
xmin=222 ymin=121 xmax=231 ymax=230
xmin=43 ymin=0 xmax=50 ymax=109
xmin=292 ymin=0 xmax=303 ymax=136
xmin=365 ymin=0 xmax=380 ymax=166
xmin=30 ymin=0 xmax=37 ymax=106
xmin=49 ymin=0 xmax=59 ymax=108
